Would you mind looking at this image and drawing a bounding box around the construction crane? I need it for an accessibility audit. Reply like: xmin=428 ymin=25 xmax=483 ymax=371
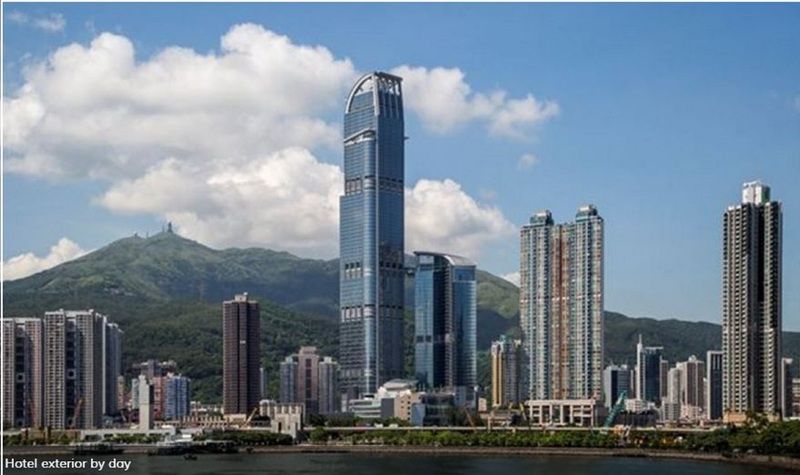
xmin=518 ymin=402 xmax=530 ymax=426
xmin=603 ymin=390 xmax=627 ymax=429
xmin=71 ymin=397 xmax=84 ymax=430
xmin=464 ymin=408 xmax=477 ymax=432
xmin=243 ymin=406 xmax=259 ymax=427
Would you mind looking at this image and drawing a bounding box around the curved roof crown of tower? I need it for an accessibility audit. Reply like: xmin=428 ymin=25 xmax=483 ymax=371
xmin=414 ymin=250 xmax=475 ymax=268
xmin=345 ymin=71 xmax=403 ymax=113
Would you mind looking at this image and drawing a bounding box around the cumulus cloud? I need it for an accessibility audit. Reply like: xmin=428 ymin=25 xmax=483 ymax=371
xmin=518 ymin=152 xmax=539 ymax=169
xmin=406 ymin=179 xmax=516 ymax=258
xmin=501 ymin=272 xmax=520 ymax=286
xmin=3 ymin=24 xmax=356 ymax=180
xmin=3 ymin=238 xmax=89 ymax=281
xmin=392 ymin=65 xmax=559 ymax=138
xmin=97 ymin=155 xmax=513 ymax=258
xmin=3 ymin=25 xmax=533 ymax=259
xmin=6 ymin=11 xmax=66 ymax=32
xmin=96 ymin=148 xmax=344 ymax=257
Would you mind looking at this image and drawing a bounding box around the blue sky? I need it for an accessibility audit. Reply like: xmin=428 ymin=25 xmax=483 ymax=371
xmin=3 ymin=3 xmax=799 ymax=328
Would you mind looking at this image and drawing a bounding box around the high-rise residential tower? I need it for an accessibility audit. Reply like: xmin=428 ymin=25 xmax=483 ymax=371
xmin=414 ymin=252 xmax=477 ymax=405
xmin=706 ymin=350 xmax=723 ymax=420
xmin=781 ymin=358 xmax=794 ymax=419
xmin=722 ymin=181 xmax=782 ymax=421
xmin=222 ymin=293 xmax=261 ymax=416
xmin=339 ymin=72 xmax=405 ymax=399
xmin=677 ymin=355 xmax=706 ymax=421
xmin=163 ymin=374 xmax=191 ymax=421
xmin=491 ymin=336 xmax=522 ymax=408
xmin=2 ymin=318 xmax=44 ymax=429
xmin=279 ymin=347 xmax=340 ymax=416
xmin=296 ymin=346 xmax=321 ymax=415
xmin=664 ymin=366 xmax=683 ymax=422
xmin=42 ymin=310 xmax=105 ymax=429
xmin=279 ymin=356 xmax=298 ymax=404
xmin=318 ymin=356 xmax=340 ymax=415
xmin=102 ymin=318 xmax=123 ymax=417
xmin=520 ymin=206 xmax=604 ymax=400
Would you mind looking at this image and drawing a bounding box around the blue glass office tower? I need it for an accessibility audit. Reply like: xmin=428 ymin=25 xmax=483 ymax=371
xmin=340 ymin=72 xmax=405 ymax=399
xmin=414 ymin=252 xmax=477 ymax=405
xmin=636 ymin=336 xmax=663 ymax=404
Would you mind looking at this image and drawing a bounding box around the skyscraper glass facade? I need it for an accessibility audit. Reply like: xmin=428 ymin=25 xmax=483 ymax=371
xmin=414 ymin=252 xmax=477 ymax=404
xmin=340 ymin=72 xmax=405 ymax=398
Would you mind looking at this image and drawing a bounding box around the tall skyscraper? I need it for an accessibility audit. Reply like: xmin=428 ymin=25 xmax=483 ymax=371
xmin=722 ymin=181 xmax=782 ymax=421
xmin=339 ymin=72 xmax=406 ymax=399
xmin=102 ymin=318 xmax=123 ymax=417
xmin=664 ymin=366 xmax=683 ymax=422
xmin=659 ymin=359 xmax=670 ymax=401
xmin=222 ymin=293 xmax=261 ymax=416
xmin=780 ymin=358 xmax=794 ymax=419
xmin=279 ymin=356 xmax=298 ymax=404
xmin=297 ymin=346 xmax=321 ymax=415
xmin=163 ymin=374 xmax=191 ymax=421
xmin=319 ymin=356 xmax=340 ymax=415
xmin=491 ymin=336 xmax=522 ymax=408
xmin=603 ymin=364 xmax=632 ymax=409
xmin=635 ymin=336 xmax=663 ymax=404
xmin=280 ymin=348 xmax=340 ymax=416
xmin=677 ymin=355 xmax=705 ymax=421
xmin=43 ymin=310 xmax=105 ymax=429
xmin=2 ymin=318 xmax=44 ymax=429
xmin=414 ymin=252 xmax=477 ymax=404
xmin=706 ymin=350 xmax=723 ymax=420
xmin=520 ymin=206 xmax=604 ymax=400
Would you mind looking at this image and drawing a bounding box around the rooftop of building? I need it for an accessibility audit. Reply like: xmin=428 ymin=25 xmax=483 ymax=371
xmin=413 ymin=251 xmax=475 ymax=268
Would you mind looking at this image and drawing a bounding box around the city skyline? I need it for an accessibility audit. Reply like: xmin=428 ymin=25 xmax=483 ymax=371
xmin=3 ymin=4 xmax=799 ymax=330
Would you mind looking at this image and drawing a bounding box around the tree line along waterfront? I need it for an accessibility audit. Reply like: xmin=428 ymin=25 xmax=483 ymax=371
xmin=5 ymin=417 xmax=800 ymax=457
xmin=305 ymin=419 xmax=800 ymax=458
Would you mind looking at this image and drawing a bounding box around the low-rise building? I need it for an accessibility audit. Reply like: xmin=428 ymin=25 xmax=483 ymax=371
xmin=525 ymin=399 xmax=605 ymax=427
xmin=259 ymin=400 xmax=303 ymax=438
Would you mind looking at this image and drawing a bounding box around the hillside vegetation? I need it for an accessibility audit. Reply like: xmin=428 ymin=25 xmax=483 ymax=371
xmin=4 ymin=232 xmax=798 ymax=401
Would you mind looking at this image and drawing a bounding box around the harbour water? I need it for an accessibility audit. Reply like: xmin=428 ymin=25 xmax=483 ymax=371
xmin=3 ymin=453 xmax=797 ymax=475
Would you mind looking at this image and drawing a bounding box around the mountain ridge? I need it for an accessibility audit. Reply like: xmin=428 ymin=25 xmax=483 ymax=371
xmin=4 ymin=231 xmax=798 ymax=402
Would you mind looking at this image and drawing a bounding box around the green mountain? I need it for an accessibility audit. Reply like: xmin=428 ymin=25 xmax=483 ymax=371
xmin=4 ymin=231 xmax=798 ymax=401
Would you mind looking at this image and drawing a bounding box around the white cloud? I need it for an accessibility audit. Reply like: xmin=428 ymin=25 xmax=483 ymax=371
xmin=33 ymin=13 xmax=66 ymax=32
xmin=392 ymin=65 xmax=559 ymax=138
xmin=3 ymin=24 xmax=356 ymax=180
xmin=3 ymin=238 xmax=89 ymax=281
xmin=6 ymin=11 xmax=66 ymax=32
xmin=6 ymin=11 xmax=29 ymax=24
xmin=406 ymin=179 xmax=516 ymax=259
xmin=96 ymin=148 xmax=344 ymax=257
xmin=97 ymin=153 xmax=513 ymax=259
xmin=501 ymin=272 xmax=520 ymax=286
xmin=518 ymin=152 xmax=539 ymax=169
